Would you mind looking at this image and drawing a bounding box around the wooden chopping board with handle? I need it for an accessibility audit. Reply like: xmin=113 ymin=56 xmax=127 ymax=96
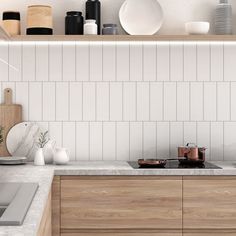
xmin=0 ymin=88 xmax=22 ymax=156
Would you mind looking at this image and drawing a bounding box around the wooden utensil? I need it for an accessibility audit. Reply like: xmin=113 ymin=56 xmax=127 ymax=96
xmin=0 ymin=88 xmax=22 ymax=156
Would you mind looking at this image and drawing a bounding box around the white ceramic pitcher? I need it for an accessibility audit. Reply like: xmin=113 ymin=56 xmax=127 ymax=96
xmin=54 ymin=147 xmax=69 ymax=165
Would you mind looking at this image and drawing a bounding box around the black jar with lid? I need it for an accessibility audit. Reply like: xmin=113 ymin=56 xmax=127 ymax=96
xmin=65 ymin=11 xmax=84 ymax=35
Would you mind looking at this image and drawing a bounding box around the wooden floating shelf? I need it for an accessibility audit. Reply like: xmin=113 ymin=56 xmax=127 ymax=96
xmin=10 ymin=34 xmax=236 ymax=42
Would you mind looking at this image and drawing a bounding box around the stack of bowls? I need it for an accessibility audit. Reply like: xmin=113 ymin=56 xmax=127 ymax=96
xmin=215 ymin=0 xmax=232 ymax=35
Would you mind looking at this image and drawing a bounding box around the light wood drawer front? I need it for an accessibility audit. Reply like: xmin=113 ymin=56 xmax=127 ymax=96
xmin=61 ymin=177 xmax=182 ymax=230
xmin=183 ymin=177 xmax=236 ymax=229
xmin=61 ymin=233 xmax=181 ymax=236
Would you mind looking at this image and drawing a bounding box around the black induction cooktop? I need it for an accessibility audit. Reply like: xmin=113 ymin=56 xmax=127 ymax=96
xmin=128 ymin=160 xmax=222 ymax=169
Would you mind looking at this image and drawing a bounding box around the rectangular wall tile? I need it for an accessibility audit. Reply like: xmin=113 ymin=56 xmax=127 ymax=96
xmin=76 ymin=42 xmax=89 ymax=81
xmin=231 ymin=83 xmax=236 ymax=120
xmin=143 ymin=43 xmax=156 ymax=81
xmin=0 ymin=43 xmax=8 ymax=81
xmin=63 ymin=122 xmax=76 ymax=161
xmin=184 ymin=122 xmax=197 ymax=144
xmin=190 ymin=82 xmax=203 ymax=121
xmin=103 ymin=43 xmax=116 ymax=81
xmin=70 ymin=82 xmax=82 ymax=121
xmin=90 ymin=122 xmax=103 ymax=160
xmin=137 ymin=82 xmax=149 ymax=121
xmin=156 ymin=122 xmax=169 ymax=157
xmin=197 ymin=122 xmax=210 ymax=160
xmin=177 ymin=82 xmax=189 ymax=121
xmin=49 ymin=122 xmax=62 ymax=147
xmin=164 ymin=82 xmax=176 ymax=121
xmin=76 ymin=122 xmax=89 ymax=160
xmin=117 ymin=42 xmax=129 ymax=81
xmin=103 ymin=122 xmax=116 ymax=160
xmin=110 ymin=82 xmax=123 ymax=121
xmin=16 ymin=82 xmax=29 ymax=120
xmin=123 ymin=82 xmax=136 ymax=121
xmin=36 ymin=42 xmax=48 ymax=81
xmin=204 ymin=82 xmax=216 ymax=121
xmin=130 ymin=122 xmax=143 ymax=160
xmin=63 ymin=42 xmax=75 ymax=81
xmin=29 ymin=82 xmax=42 ymax=121
xmin=43 ymin=82 xmax=55 ymax=121
xmin=224 ymin=122 xmax=236 ymax=160
xmin=96 ymin=83 xmax=109 ymax=121
xmin=130 ymin=43 xmax=143 ymax=81
xmin=90 ymin=43 xmax=102 ymax=81
xmin=56 ymin=82 xmax=69 ymax=121
xmin=217 ymin=82 xmax=230 ymax=120
xmin=171 ymin=43 xmax=184 ymax=81
xmin=23 ymin=43 xmax=35 ymax=81
xmin=150 ymin=82 xmax=163 ymax=121
xmin=211 ymin=122 xmax=224 ymax=161
xmin=184 ymin=43 xmax=196 ymax=81
xmin=170 ymin=122 xmax=183 ymax=158
xmin=197 ymin=43 xmax=210 ymax=81
xmin=116 ymin=122 xmax=130 ymax=160
xmin=83 ymin=82 xmax=96 ymax=121
xmin=211 ymin=43 xmax=223 ymax=81
xmin=9 ymin=43 xmax=21 ymax=81
xmin=157 ymin=42 xmax=169 ymax=81
xmin=143 ymin=122 xmax=157 ymax=158
xmin=224 ymin=43 xmax=236 ymax=81
xmin=49 ymin=43 xmax=62 ymax=81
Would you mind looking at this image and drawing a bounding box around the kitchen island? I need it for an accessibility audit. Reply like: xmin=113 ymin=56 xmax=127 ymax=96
xmin=0 ymin=161 xmax=236 ymax=236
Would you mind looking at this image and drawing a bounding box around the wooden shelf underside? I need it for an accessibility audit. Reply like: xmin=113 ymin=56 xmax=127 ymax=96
xmin=10 ymin=35 xmax=236 ymax=42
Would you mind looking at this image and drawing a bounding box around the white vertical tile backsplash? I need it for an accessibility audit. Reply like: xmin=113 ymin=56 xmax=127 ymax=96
xmin=197 ymin=43 xmax=210 ymax=81
xmin=0 ymin=43 xmax=8 ymax=81
xmin=2 ymin=41 xmax=236 ymax=161
xmin=171 ymin=43 xmax=184 ymax=81
xmin=36 ymin=43 xmax=49 ymax=81
xmin=130 ymin=43 xmax=143 ymax=81
xmin=9 ymin=43 xmax=21 ymax=82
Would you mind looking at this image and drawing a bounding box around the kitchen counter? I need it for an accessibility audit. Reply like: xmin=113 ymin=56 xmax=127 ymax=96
xmin=0 ymin=160 xmax=236 ymax=236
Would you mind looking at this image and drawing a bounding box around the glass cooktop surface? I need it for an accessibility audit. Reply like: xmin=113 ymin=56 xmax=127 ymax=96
xmin=128 ymin=160 xmax=222 ymax=169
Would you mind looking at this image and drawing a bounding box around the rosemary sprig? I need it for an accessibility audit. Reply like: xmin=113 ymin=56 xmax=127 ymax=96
xmin=36 ymin=131 xmax=49 ymax=148
xmin=0 ymin=126 xmax=4 ymax=145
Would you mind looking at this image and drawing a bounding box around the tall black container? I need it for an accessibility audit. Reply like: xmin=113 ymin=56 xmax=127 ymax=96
xmin=86 ymin=0 xmax=101 ymax=35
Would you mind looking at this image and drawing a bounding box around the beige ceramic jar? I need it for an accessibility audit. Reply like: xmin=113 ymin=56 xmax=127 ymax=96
xmin=2 ymin=12 xmax=21 ymax=36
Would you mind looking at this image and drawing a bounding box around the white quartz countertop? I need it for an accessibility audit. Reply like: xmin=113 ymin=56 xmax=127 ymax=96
xmin=0 ymin=160 xmax=236 ymax=236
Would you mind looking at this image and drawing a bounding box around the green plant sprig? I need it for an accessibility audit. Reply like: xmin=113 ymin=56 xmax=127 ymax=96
xmin=0 ymin=126 xmax=4 ymax=145
xmin=37 ymin=131 xmax=49 ymax=148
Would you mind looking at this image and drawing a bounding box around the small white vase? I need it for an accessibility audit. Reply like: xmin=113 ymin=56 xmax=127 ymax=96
xmin=54 ymin=147 xmax=69 ymax=165
xmin=84 ymin=19 xmax=97 ymax=35
xmin=34 ymin=148 xmax=45 ymax=166
xmin=43 ymin=140 xmax=56 ymax=164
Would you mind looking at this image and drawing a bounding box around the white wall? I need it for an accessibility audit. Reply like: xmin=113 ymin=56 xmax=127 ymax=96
xmin=1 ymin=41 xmax=236 ymax=161
xmin=0 ymin=0 xmax=236 ymax=34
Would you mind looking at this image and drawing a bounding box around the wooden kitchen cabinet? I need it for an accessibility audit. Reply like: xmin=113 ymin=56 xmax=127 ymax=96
xmin=183 ymin=176 xmax=236 ymax=230
xmin=60 ymin=176 xmax=182 ymax=230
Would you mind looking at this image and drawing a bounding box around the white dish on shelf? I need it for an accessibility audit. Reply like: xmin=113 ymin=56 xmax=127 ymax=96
xmin=185 ymin=21 xmax=210 ymax=35
xmin=119 ymin=0 xmax=163 ymax=35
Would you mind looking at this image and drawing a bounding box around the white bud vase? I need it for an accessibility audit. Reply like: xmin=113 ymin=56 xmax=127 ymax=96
xmin=34 ymin=148 xmax=45 ymax=166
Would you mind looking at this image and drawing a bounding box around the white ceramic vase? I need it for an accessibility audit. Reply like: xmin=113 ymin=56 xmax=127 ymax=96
xmin=43 ymin=140 xmax=56 ymax=164
xmin=34 ymin=148 xmax=45 ymax=166
xmin=54 ymin=147 xmax=69 ymax=165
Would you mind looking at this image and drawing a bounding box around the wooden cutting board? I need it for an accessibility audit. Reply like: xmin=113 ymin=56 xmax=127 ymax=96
xmin=0 ymin=88 xmax=22 ymax=156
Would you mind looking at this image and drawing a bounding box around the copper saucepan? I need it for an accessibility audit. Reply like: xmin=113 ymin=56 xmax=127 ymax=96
xmin=178 ymin=143 xmax=206 ymax=163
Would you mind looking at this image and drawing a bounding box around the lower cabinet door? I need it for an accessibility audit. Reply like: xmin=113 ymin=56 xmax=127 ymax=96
xmin=183 ymin=177 xmax=236 ymax=230
xmin=61 ymin=176 xmax=182 ymax=230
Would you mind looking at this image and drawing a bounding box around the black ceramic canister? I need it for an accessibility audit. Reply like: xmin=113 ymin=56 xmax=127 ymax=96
xmin=86 ymin=0 xmax=101 ymax=35
xmin=65 ymin=11 xmax=84 ymax=35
